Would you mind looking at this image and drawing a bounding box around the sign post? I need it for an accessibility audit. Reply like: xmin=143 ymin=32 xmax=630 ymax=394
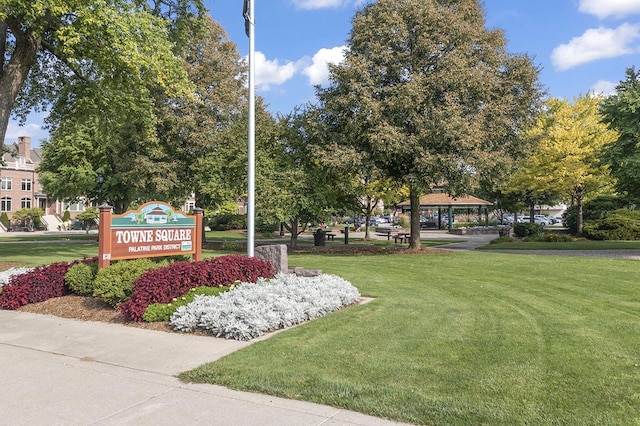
xmin=98 ymin=202 xmax=203 ymax=269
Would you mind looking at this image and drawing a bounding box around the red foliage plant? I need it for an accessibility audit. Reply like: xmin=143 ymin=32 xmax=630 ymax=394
xmin=0 ymin=257 xmax=98 ymax=310
xmin=119 ymin=255 xmax=274 ymax=321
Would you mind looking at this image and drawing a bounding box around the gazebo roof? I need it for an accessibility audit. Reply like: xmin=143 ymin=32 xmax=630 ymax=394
xmin=398 ymin=193 xmax=493 ymax=208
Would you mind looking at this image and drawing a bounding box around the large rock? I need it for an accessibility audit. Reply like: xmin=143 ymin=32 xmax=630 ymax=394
xmin=255 ymin=244 xmax=288 ymax=274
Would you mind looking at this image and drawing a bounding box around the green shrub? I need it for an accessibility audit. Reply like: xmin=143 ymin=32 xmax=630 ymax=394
xmin=62 ymin=210 xmax=71 ymax=222
xmin=65 ymin=262 xmax=98 ymax=296
xmin=0 ymin=212 xmax=9 ymax=229
xmin=142 ymin=285 xmax=232 ymax=322
xmin=564 ymin=195 xmax=631 ymax=235
xmin=490 ymin=236 xmax=516 ymax=244
xmin=255 ymin=217 xmax=279 ymax=233
xmin=583 ymin=209 xmax=640 ymax=240
xmin=513 ymin=222 xmax=544 ymax=238
xmin=539 ymin=233 xmax=574 ymax=243
xmin=93 ymin=258 xmax=163 ymax=307
xmin=208 ymin=213 xmax=247 ymax=231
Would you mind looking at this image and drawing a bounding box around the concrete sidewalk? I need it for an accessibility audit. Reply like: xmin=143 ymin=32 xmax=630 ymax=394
xmin=0 ymin=310 xmax=408 ymax=425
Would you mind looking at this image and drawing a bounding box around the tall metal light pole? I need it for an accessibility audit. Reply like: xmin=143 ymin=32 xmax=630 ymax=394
xmin=243 ymin=0 xmax=255 ymax=257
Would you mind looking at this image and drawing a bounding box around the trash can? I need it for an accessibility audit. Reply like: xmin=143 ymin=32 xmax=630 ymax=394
xmin=313 ymin=229 xmax=326 ymax=246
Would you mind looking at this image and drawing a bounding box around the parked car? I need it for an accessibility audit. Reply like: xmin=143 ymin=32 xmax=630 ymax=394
xmin=71 ymin=220 xmax=85 ymax=230
xmin=519 ymin=216 xmax=551 ymax=226
xmin=549 ymin=216 xmax=563 ymax=225
xmin=534 ymin=215 xmax=553 ymax=226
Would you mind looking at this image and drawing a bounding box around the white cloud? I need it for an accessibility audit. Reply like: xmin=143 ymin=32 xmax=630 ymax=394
xmin=4 ymin=122 xmax=48 ymax=147
xmin=302 ymin=46 xmax=347 ymax=85
xmin=251 ymin=51 xmax=299 ymax=90
xmin=551 ymin=23 xmax=640 ymax=71
xmin=290 ymin=0 xmax=366 ymax=10
xmin=291 ymin=0 xmax=343 ymax=10
xmin=579 ymin=0 xmax=640 ymax=19
xmin=591 ymin=80 xmax=618 ymax=96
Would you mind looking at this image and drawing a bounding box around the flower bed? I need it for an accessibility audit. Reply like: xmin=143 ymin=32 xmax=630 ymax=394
xmin=0 ymin=267 xmax=32 ymax=288
xmin=0 ymin=258 xmax=96 ymax=310
xmin=119 ymin=255 xmax=275 ymax=322
xmin=170 ymin=273 xmax=361 ymax=340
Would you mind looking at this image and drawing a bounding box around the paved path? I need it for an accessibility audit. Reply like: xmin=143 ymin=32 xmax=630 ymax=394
xmin=0 ymin=310 xmax=408 ymax=426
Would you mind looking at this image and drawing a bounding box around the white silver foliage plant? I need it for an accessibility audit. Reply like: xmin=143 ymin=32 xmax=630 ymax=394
xmin=0 ymin=267 xmax=32 ymax=288
xmin=170 ymin=273 xmax=361 ymax=340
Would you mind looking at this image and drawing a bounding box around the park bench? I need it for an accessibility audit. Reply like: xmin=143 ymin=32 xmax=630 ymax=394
xmin=375 ymin=227 xmax=394 ymax=240
xmin=375 ymin=227 xmax=411 ymax=243
xmin=394 ymin=231 xmax=411 ymax=244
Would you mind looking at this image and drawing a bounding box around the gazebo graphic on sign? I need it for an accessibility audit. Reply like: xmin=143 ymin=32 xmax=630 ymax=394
xmin=145 ymin=206 xmax=168 ymax=224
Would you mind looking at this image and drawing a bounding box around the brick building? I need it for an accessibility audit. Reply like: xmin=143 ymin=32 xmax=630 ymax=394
xmin=0 ymin=136 xmax=86 ymax=231
xmin=1 ymin=136 xmax=208 ymax=232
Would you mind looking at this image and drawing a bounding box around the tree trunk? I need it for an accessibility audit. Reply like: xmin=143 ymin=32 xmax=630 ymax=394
xmin=364 ymin=196 xmax=373 ymax=240
xmin=529 ymin=202 xmax=535 ymax=223
xmin=0 ymin=23 xmax=42 ymax=148
xmin=409 ymin=188 xmax=421 ymax=250
xmin=286 ymin=217 xmax=299 ymax=249
xmin=576 ymin=187 xmax=585 ymax=237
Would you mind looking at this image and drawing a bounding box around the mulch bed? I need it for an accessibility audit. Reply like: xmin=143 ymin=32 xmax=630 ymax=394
xmin=17 ymin=295 xmax=175 ymax=332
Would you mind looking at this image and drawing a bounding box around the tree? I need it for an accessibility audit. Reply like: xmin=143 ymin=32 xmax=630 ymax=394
xmin=258 ymin=110 xmax=342 ymax=249
xmin=37 ymin=11 xmax=249 ymax=214
xmin=0 ymin=0 xmax=203 ymax=151
xmin=600 ymin=67 xmax=640 ymax=200
xmin=76 ymin=207 xmax=99 ymax=234
xmin=315 ymin=0 xmax=542 ymax=249
xmin=508 ymin=96 xmax=617 ymax=235
xmin=12 ymin=207 xmax=45 ymax=231
xmin=156 ymin=16 xmax=250 ymax=210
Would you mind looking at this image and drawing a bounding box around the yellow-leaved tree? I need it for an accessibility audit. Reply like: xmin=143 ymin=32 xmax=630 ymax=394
xmin=509 ymin=95 xmax=618 ymax=235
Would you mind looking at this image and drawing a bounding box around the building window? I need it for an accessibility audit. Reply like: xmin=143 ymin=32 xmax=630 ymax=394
xmin=1 ymin=177 xmax=11 ymax=191
xmin=62 ymin=201 xmax=84 ymax=212
xmin=0 ymin=197 xmax=11 ymax=212
xmin=22 ymin=179 xmax=32 ymax=191
xmin=21 ymin=197 xmax=31 ymax=209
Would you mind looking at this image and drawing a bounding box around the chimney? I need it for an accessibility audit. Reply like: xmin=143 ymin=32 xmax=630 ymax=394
xmin=18 ymin=136 xmax=31 ymax=161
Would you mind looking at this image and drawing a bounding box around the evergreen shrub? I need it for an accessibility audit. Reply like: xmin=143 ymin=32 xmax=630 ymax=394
xmin=93 ymin=258 xmax=162 ymax=307
xmin=208 ymin=214 xmax=247 ymax=230
xmin=0 ymin=212 xmax=9 ymax=229
xmin=564 ymin=195 xmax=630 ymax=235
xmin=583 ymin=209 xmax=640 ymax=240
xmin=513 ymin=222 xmax=544 ymax=238
xmin=65 ymin=262 xmax=98 ymax=296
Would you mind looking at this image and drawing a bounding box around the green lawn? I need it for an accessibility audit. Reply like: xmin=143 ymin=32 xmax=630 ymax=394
xmin=482 ymin=239 xmax=640 ymax=250
xmin=0 ymin=241 xmax=227 ymax=267
xmin=180 ymin=251 xmax=640 ymax=425
xmin=2 ymin=236 xmax=640 ymax=424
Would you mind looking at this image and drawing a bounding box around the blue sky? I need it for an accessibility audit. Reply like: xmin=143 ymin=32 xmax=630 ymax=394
xmin=7 ymin=0 xmax=640 ymax=146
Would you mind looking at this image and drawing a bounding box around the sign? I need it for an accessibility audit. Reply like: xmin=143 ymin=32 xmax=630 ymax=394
xmin=98 ymin=202 xmax=203 ymax=269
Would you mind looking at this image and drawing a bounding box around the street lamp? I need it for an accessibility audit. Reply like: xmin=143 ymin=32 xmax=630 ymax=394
xmin=96 ymin=173 xmax=104 ymax=205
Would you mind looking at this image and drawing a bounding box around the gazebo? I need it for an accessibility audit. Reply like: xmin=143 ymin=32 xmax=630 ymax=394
xmin=397 ymin=193 xmax=493 ymax=231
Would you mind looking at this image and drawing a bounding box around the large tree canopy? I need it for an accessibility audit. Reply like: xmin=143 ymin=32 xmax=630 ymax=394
xmin=508 ymin=95 xmax=617 ymax=235
xmin=37 ymin=14 xmax=249 ymax=214
xmin=600 ymin=67 xmax=640 ymax=200
xmin=315 ymin=0 xmax=543 ymax=248
xmin=0 ymin=0 xmax=204 ymax=150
